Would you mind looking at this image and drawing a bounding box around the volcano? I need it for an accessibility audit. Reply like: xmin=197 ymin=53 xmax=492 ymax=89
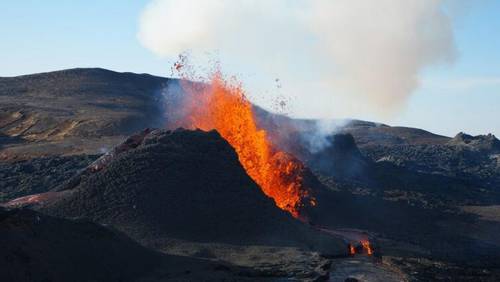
xmin=167 ymin=74 xmax=317 ymax=217
xmin=2 ymin=68 xmax=500 ymax=281
xmin=6 ymin=128 xmax=345 ymax=256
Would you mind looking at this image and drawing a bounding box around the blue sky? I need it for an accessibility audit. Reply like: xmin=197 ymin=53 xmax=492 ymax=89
xmin=1 ymin=1 xmax=499 ymax=137
xmin=398 ymin=1 xmax=500 ymax=137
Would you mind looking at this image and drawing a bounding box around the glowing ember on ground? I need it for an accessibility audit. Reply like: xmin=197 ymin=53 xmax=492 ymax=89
xmin=170 ymin=69 xmax=315 ymax=217
xmin=349 ymin=244 xmax=356 ymax=255
xmin=321 ymin=228 xmax=374 ymax=256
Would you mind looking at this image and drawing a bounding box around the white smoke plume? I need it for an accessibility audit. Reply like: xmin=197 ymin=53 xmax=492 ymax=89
xmin=138 ymin=0 xmax=456 ymax=119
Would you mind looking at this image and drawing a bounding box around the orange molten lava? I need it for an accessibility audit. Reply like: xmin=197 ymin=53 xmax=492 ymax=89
xmin=361 ymin=240 xmax=374 ymax=255
xmin=175 ymin=73 xmax=314 ymax=217
xmin=349 ymin=244 xmax=356 ymax=255
xmin=348 ymin=240 xmax=373 ymax=256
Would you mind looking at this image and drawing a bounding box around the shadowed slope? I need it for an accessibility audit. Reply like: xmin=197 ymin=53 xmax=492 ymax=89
xmin=0 ymin=207 xmax=161 ymax=282
xmin=19 ymin=128 xmax=345 ymax=255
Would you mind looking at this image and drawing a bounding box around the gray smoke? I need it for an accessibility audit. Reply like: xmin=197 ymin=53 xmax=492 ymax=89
xmin=138 ymin=0 xmax=457 ymax=118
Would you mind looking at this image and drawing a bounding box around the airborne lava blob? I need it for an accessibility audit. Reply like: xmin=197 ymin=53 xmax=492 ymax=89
xmin=169 ymin=71 xmax=315 ymax=217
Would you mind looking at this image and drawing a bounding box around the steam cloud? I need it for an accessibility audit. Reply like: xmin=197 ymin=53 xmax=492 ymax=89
xmin=138 ymin=0 xmax=456 ymax=119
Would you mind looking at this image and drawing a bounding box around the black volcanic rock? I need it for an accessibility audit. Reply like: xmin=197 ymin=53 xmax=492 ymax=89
xmin=448 ymin=132 xmax=500 ymax=153
xmin=362 ymin=134 xmax=500 ymax=190
xmin=307 ymin=133 xmax=368 ymax=179
xmin=20 ymin=128 xmax=345 ymax=255
xmin=0 ymin=155 xmax=98 ymax=202
xmin=327 ymin=133 xmax=358 ymax=152
xmin=0 ymin=207 xmax=161 ymax=282
xmin=340 ymin=121 xmax=450 ymax=147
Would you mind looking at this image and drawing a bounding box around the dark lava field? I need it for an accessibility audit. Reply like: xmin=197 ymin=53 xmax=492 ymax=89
xmin=1 ymin=68 xmax=500 ymax=281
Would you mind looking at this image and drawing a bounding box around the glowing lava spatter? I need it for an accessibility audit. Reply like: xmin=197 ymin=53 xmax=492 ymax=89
xmin=349 ymin=244 xmax=356 ymax=255
xmin=171 ymin=71 xmax=315 ymax=217
xmin=348 ymin=240 xmax=373 ymax=256
xmin=361 ymin=240 xmax=374 ymax=255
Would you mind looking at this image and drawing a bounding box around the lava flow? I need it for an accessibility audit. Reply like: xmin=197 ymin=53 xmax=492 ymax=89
xmin=171 ymin=72 xmax=315 ymax=217
xmin=348 ymin=240 xmax=374 ymax=256
xmin=361 ymin=240 xmax=374 ymax=255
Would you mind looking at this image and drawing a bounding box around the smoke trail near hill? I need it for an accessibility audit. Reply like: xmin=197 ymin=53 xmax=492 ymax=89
xmin=138 ymin=0 xmax=456 ymax=118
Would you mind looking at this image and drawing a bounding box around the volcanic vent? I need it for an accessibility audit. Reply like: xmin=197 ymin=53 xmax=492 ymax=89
xmin=165 ymin=73 xmax=316 ymax=217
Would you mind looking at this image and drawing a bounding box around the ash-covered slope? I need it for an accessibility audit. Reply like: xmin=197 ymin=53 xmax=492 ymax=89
xmin=0 ymin=207 xmax=161 ymax=282
xmin=340 ymin=120 xmax=450 ymax=147
xmin=0 ymin=68 xmax=170 ymax=159
xmin=448 ymin=132 xmax=500 ymax=153
xmin=16 ymin=128 xmax=344 ymax=255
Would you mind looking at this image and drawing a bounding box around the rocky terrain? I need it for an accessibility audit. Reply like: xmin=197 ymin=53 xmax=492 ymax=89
xmin=2 ymin=128 xmax=347 ymax=281
xmin=1 ymin=68 xmax=500 ymax=281
xmin=0 ymin=68 xmax=168 ymax=160
xmin=0 ymin=155 xmax=98 ymax=202
xmin=14 ymin=128 xmax=345 ymax=252
xmin=2 ymin=207 xmax=300 ymax=282
xmin=257 ymin=114 xmax=500 ymax=280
